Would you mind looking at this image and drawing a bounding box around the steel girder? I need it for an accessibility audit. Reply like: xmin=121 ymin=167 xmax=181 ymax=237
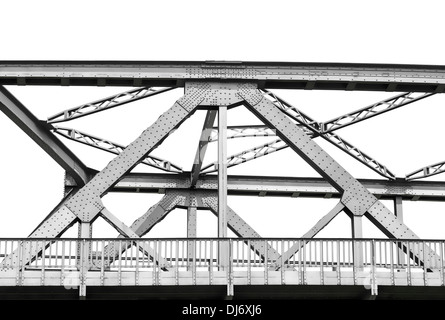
xmin=47 ymin=87 xmax=175 ymax=123
xmin=52 ymin=126 xmax=183 ymax=173
xmin=2 ymin=61 xmax=445 ymax=92
xmin=240 ymin=87 xmax=440 ymax=268
xmin=64 ymin=172 xmax=445 ymax=201
xmin=0 ymin=86 xmax=91 ymax=185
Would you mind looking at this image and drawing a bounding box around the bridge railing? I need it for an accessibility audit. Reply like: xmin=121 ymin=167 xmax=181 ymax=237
xmin=0 ymin=238 xmax=443 ymax=287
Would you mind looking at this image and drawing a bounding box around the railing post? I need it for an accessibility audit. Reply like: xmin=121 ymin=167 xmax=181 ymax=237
xmin=320 ymin=240 xmax=324 ymax=285
xmin=15 ymin=240 xmax=22 ymax=286
xmin=441 ymin=241 xmax=444 ymax=287
xmin=227 ymin=239 xmax=234 ymax=297
xmin=100 ymin=240 xmax=105 ymax=286
xmin=79 ymin=239 xmax=87 ymax=299
xmin=371 ymin=239 xmax=378 ymax=296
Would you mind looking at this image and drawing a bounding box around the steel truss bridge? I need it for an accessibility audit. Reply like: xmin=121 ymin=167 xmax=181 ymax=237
xmin=1 ymin=61 xmax=445 ymax=300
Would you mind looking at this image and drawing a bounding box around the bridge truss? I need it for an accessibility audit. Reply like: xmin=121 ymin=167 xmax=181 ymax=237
xmin=1 ymin=61 xmax=445 ymax=299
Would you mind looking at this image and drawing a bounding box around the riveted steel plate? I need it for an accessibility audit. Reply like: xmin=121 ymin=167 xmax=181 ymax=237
xmin=341 ymin=180 xmax=377 ymax=216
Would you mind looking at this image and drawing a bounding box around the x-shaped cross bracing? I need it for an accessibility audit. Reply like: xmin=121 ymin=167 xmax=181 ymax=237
xmin=1 ymin=82 xmax=441 ymax=270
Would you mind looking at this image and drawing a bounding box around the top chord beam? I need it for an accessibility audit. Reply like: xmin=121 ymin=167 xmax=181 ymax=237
xmin=1 ymin=61 xmax=445 ymax=92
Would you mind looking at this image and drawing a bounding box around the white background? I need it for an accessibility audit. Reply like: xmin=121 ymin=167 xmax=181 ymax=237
xmin=1 ymin=0 xmax=445 ymax=239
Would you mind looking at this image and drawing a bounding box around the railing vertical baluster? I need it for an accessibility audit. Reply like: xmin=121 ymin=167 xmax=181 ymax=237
xmin=41 ymin=240 xmax=45 ymax=286
xmin=175 ymin=240 xmax=179 ymax=286
xmin=152 ymin=240 xmax=156 ymax=285
xmin=118 ymin=240 xmax=122 ymax=286
xmin=440 ymin=241 xmax=445 ymax=286
xmin=407 ymin=241 xmax=411 ymax=286
xmin=135 ymin=240 xmax=140 ymax=286
xmin=390 ymin=241 xmax=394 ymax=286
xmin=264 ymin=239 xmax=268 ymax=285
xmin=320 ymin=240 xmax=324 ymax=285
xmin=193 ymin=240 xmax=196 ymax=285
xmin=247 ymin=240 xmax=251 ymax=285
xmin=55 ymin=240 xmax=59 ymax=269
xmin=303 ymin=240 xmax=307 ymax=285
xmin=379 ymin=241 xmax=382 ymax=269
xmin=297 ymin=240 xmax=302 ymax=285
xmin=364 ymin=240 xmax=368 ymax=269
xmin=209 ymin=240 xmax=213 ymax=285
xmin=15 ymin=240 xmax=21 ymax=286
xmin=342 ymin=241 xmax=346 ymax=267
xmin=100 ymin=240 xmax=105 ymax=286
xmin=310 ymin=240 xmax=313 ymax=268
xmin=423 ymin=241 xmax=427 ymax=286
xmin=336 ymin=240 xmax=341 ymax=285
xmin=281 ymin=240 xmax=284 ymax=285
xmin=170 ymin=241 xmax=173 ymax=268
xmin=182 ymin=239 xmax=185 ymax=269
xmin=352 ymin=240 xmax=356 ymax=285
xmin=61 ymin=240 xmax=65 ymax=287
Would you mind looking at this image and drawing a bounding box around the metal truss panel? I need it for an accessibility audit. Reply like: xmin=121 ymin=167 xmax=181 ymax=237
xmin=3 ymin=60 xmax=445 ymax=91
xmin=53 ymin=127 xmax=183 ymax=173
xmin=321 ymin=92 xmax=435 ymax=133
xmin=47 ymin=87 xmax=175 ymax=123
xmin=241 ymin=89 xmax=440 ymax=266
xmin=0 ymin=86 xmax=91 ymax=185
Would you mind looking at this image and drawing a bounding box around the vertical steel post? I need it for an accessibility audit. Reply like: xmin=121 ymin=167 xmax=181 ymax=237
xmin=351 ymin=215 xmax=364 ymax=271
xmin=79 ymin=239 xmax=86 ymax=299
xmin=187 ymin=207 xmax=197 ymax=271
xmin=218 ymin=106 xmax=228 ymax=271
xmin=394 ymin=197 xmax=405 ymax=267
xmin=77 ymin=222 xmax=91 ymax=298
xmin=371 ymin=239 xmax=378 ymax=296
